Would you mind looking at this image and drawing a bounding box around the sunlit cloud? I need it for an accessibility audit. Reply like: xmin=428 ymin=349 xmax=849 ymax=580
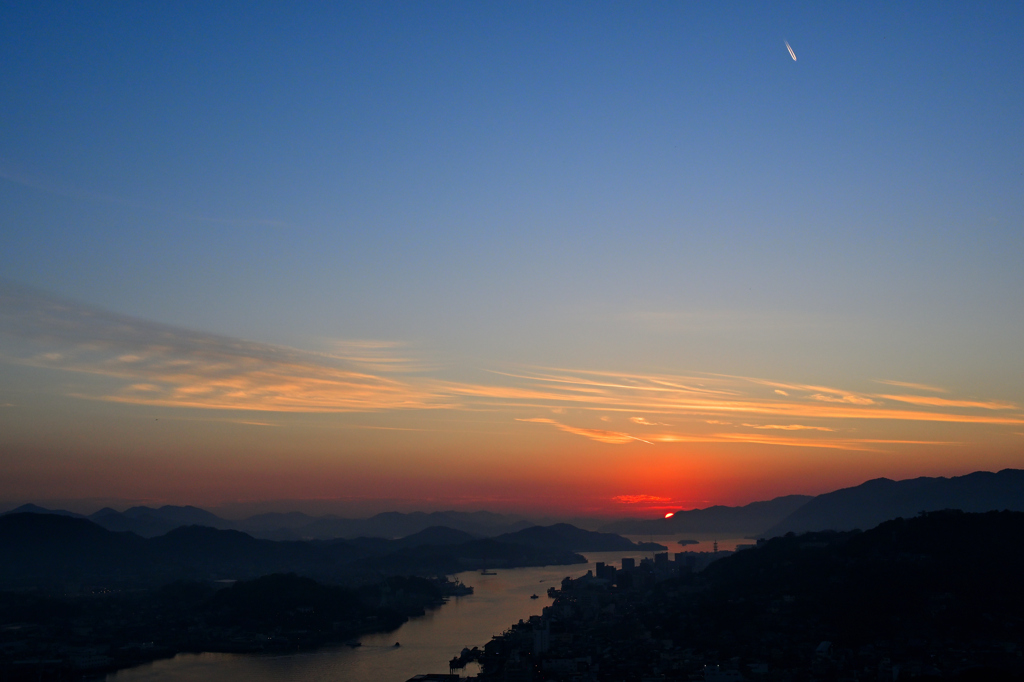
xmin=612 ymin=494 xmax=670 ymax=504
xmin=3 ymin=284 xmax=1023 ymax=454
xmin=490 ymin=368 xmax=1024 ymax=426
xmin=630 ymin=416 xmax=664 ymax=426
xmin=323 ymin=339 xmax=436 ymax=373
xmin=811 ymin=393 xmax=876 ymax=405
xmin=874 ymin=379 xmax=947 ymax=393
xmin=714 ymin=433 xmax=872 ymax=450
xmin=742 ymin=424 xmax=834 ymax=432
xmin=877 ymin=395 xmax=1016 ymax=410
xmin=517 ymin=417 xmax=651 ymax=444
xmin=0 ymin=285 xmax=451 ymax=413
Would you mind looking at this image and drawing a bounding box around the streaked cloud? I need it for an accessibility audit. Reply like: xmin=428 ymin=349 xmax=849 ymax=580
xmin=0 ymin=284 xmax=449 ymax=413
xmin=491 ymin=368 xmax=1024 ymax=426
xmin=612 ymin=494 xmax=670 ymax=504
xmin=742 ymin=424 xmax=834 ymax=432
xmin=877 ymin=395 xmax=1016 ymax=410
xmin=810 ymin=393 xmax=876 ymax=405
xmin=3 ymin=285 xmax=1023 ymax=457
xmin=517 ymin=417 xmax=651 ymax=444
xmin=630 ymin=416 xmax=663 ymax=426
xmin=874 ymin=379 xmax=948 ymax=393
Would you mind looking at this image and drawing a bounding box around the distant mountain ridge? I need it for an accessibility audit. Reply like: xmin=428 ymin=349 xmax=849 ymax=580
xmin=0 ymin=514 xmax=667 ymax=589
xmin=599 ymin=495 xmax=813 ymax=537
xmin=496 ymin=523 xmax=664 ymax=552
xmin=6 ymin=468 xmax=1023 ymax=542
xmin=3 ymin=502 xmax=85 ymax=519
xmin=0 ymin=505 xmax=537 ymax=540
xmin=764 ymin=468 xmax=1024 ymax=536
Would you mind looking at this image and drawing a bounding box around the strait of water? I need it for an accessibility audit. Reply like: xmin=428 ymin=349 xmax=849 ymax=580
xmin=107 ymin=540 xmax=745 ymax=682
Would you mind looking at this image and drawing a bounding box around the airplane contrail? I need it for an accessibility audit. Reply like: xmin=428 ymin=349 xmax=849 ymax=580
xmin=785 ymin=40 xmax=797 ymax=61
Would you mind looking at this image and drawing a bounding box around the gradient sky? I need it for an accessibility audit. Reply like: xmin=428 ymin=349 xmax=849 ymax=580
xmin=1 ymin=2 xmax=1022 ymax=517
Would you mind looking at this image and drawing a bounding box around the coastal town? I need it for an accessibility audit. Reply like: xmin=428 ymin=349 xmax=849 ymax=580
xmin=418 ymin=511 xmax=1024 ymax=681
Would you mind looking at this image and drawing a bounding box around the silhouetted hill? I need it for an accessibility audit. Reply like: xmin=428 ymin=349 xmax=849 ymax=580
xmin=496 ymin=523 xmax=666 ymax=552
xmin=365 ymin=537 xmax=585 ymax=574
xmin=599 ymin=494 xmax=812 ymax=536
xmin=495 ymin=510 xmax=1024 ymax=681
xmin=289 ymin=510 xmax=533 ymax=540
xmin=204 ymin=573 xmax=371 ymax=627
xmin=127 ymin=504 xmax=226 ymax=526
xmin=0 ymin=513 xmax=146 ymax=586
xmin=89 ymin=505 xmax=230 ymax=537
xmin=233 ymin=510 xmax=319 ymax=537
xmin=0 ymin=572 xmax=452 ymax=679
xmin=680 ymin=510 xmax=1024 ymax=657
xmin=764 ymin=468 xmax=1024 ymax=536
xmin=2 ymin=503 xmax=84 ymax=518
xmin=145 ymin=525 xmax=343 ymax=580
xmin=393 ymin=525 xmax=478 ymax=548
xmin=320 ymin=526 xmax=478 ymax=559
xmin=0 ymin=514 xmax=616 ymax=590
xmin=0 ymin=514 xmax=357 ymax=588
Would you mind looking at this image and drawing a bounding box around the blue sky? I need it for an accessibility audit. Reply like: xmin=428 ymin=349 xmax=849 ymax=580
xmin=1 ymin=2 xmax=1022 ymax=513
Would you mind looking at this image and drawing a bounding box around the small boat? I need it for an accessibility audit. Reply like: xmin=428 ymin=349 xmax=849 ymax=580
xmin=530 ymin=594 xmax=539 ymax=599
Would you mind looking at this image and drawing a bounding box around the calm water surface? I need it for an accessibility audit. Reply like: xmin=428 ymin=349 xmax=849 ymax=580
xmin=106 ymin=550 xmax=667 ymax=682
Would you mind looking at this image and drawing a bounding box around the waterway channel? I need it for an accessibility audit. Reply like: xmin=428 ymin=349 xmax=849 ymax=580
xmin=107 ymin=538 xmax=745 ymax=682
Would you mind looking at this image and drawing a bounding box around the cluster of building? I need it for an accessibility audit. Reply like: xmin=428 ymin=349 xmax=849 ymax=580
xmin=462 ymin=553 xmax=736 ymax=681
xmin=420 ymin=542 xmax=1024 ymax=682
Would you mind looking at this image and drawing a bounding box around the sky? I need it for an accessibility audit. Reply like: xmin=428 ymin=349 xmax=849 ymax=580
xmin=1 ymin=1 xmax=1022 ymax=518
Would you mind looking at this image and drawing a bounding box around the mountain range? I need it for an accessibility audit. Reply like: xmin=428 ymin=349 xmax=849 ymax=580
xmin=0 ymin=504 xmax=537 ymax=540
xmin=0 ymin=513 xmax=667 ymax=590
xmin=598 ymin=495 xmax=813 ymax=536
xmin=763 ymin=468 xmax=1024 ymax=535
xmin=5 ymin=468 xmax=1024 ymax=542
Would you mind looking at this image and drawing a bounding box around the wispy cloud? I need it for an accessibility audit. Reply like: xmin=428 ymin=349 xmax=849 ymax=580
xmin=517 ymin=417 xmax=651 ymax=444
xmin=742 ymin=424 xmax=834 ymax=431
xmin=485 ymin=368 xmax=1024 ymax=426
xmin=613 ymin=494 xmax=670 ymax=504
xmin=811 ymin=393 xmax=876 ymax=405
xmin=0 ymin=284 xmax=449 ymax=413
xmin=629 ymin=416 xmax=664 ymax=426
xmin=874 ymin=379 xmax=948 ymax=393
xmin=876 ymin=395 xmax=1016 ymax=410
xmin=3 ymin=285 xmax=1022 ymax=454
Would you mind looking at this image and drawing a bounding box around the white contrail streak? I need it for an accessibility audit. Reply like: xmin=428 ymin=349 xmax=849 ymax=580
xmin=785 ymin=40 xmax=797 ymax=61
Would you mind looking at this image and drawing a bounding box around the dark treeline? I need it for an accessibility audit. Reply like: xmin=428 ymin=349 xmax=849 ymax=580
xmin=0 ymin=572 xmax=445 ymax=681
